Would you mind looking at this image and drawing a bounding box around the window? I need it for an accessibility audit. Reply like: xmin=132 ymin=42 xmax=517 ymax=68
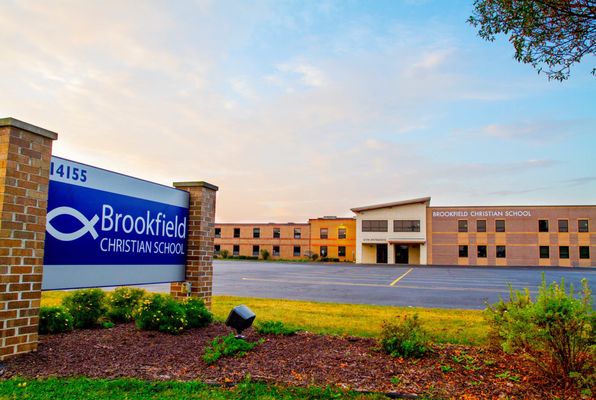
xmin=233 ymin=245 xmax=239 ymax=256
xmin=273 ymin=228 xmax=280 ymax=238
xmin=559 ymin=246 xmax=569 ymax=259
xmin=558 ymin=220 xmax=568 ymax=233
xmin=215 ymin=228 xmax=221 ymax=238
xmin=294 ymin=228 xmax=301 ymax=239
xmin=362 ymin=220 xmax=388 ymax=232
xmin=293 ymin=246 xmax=301 ymax=256
xmin=459 ymin=245 xmax=468 ymax=257
xmin=539 ymin=246 xmax=549 ymax=259
xmin=495 ymin=220 xmax=505 ymax=232
xmin=496 ymin=245 xmax=506 ymax=258
xmin=579 ymin=246 xmax=590 ymax=259
xmin=320 ymin=246 xmax=328 ymax=257
xmin=252 ymin=245 xmax=260 ymax=257
xmin=393 ymin=220 xmax=420 ymax=232
xmin=253 ymin=228 xmax=260 ymax=238
xmin=476 ymin=220 xmax=486 ymax=233
xmin=320 ymin=228 xmax=328 ymax=239
xmin=214 ymin=244 xmax=220 ymax=255
xmin=578 ymin=219 xmax=589 ymax=232
xmin=458 ymin=220 xmax=468 ymax=232
xmin=338 ymin=246 xmax=346 ymax=257
xmin=477 ymin=245 xmax=487 ymax=258
xmin=538 ymin=220 xmax=549 ymax=232
xmin=233 ymin=228 xmax=240 ymax=238
xmin=338 ymin=228 xmax=346 ymax=239
xmin=272 ymin=246 xmax=280 ymax=256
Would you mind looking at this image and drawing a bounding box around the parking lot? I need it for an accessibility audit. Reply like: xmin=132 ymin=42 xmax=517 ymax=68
xmin=210 ymin=260 xmax=594 ymax=309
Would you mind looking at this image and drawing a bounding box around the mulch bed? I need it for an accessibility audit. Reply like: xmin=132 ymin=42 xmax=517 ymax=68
xmin=1 ymin=323 xmax=582 ymax=399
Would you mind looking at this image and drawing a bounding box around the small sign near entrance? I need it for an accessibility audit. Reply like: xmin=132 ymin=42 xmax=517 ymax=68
xmin=43 ymin=156 xmax=189 ymax=289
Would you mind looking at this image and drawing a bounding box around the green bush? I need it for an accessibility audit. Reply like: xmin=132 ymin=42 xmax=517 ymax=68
xmin=62 ymin=289 xmax=108 ymax=329
xmin=486 ymin=277 xmax=594 ymax=386
xmin=380 ymin=314 xmax=429 ymax=358
xmin=260 ymin=249 xmax=270 ymax=260
xmin=134 ymin=294 xmax=187 ymax=334
xmin=182 ymin=297 xmax=213 ymax=328
xmin=203 ymin=333 xmax=262 ymax=364
xmin=220 ymin=249 xmax=229 ymax=259
xmin=255 ymin=320 xmax=299 ymax=335
xmin=39 ymin=306 xmax=74 ymax=334
xmin=310 ymin=253 xmax=319 ymax=261
xmin=107 ymin=287 xmax=146 ymax=323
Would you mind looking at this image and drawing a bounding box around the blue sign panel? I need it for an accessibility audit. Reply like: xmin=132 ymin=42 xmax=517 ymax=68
xmin=43 ymin=156 xmax=189 ymax=290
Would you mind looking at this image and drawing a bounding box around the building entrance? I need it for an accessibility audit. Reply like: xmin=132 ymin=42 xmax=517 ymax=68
xmin=376 ymin=244 xmax=388 ymax=263
xmin=395 ymin=245 xmax=409 ymax=264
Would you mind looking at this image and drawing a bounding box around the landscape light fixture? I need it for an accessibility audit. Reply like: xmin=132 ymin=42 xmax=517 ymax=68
xmin=225 ymin=305 xmax=256 ymax=339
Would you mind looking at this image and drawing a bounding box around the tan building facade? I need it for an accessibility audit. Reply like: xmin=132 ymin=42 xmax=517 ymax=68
xmin=215 ymin=223 xmax=311 ymax=260
xmin=214 ymin=217 xmax=356 ymax=261
xmin=352 ymin=198 xmax=595 ymax=267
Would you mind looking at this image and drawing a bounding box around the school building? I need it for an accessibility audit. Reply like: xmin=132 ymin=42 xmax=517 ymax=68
xmin=214 ymin=197 xmax=595 ymax=267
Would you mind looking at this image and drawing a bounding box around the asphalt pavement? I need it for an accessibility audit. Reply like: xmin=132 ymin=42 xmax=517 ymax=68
xmin=137 ymin=260 xmax=594 ymax=309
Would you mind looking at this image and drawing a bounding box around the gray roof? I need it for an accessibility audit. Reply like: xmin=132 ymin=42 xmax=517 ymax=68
xmin=351 ymin=197 xmax=431 ymax=213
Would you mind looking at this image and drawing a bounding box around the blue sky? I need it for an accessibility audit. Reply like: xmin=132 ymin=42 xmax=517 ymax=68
xmin=1 ymin=0 xmax=594 ymax=222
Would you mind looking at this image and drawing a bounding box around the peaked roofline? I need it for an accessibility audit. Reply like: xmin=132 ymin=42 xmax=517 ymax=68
xmin=350 ymin=197 xmax=431 ymax=213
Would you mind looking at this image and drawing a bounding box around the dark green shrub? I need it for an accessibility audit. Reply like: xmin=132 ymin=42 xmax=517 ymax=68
xmin=380 ymin=314 xmax=429 ymax=358
xmin=107 ymin=287 xmax=146 ymax=323
xmin=220 ymin=249 xmax=229 ymax=259
xmin=39 ymin=306 xmax=74 ymax=334
xmin=134 ymin=294 xmax=187 ymax=334
xmin=182 ymin=297 xmax=213 ymax=328
xmin=310 ymin=253 xmax=319 ymax=261
xmin=260 ymin=249 xmax=270 ymax=260
xmin=486 ymin=277 xmax=594 ymax=387
xmin=203 ymin=333 xmax=263 ymax=364
xmin=255 ymin=320 xmax=298 ymax=335
xmin=62 ymin=289 xmax=108 ymax=329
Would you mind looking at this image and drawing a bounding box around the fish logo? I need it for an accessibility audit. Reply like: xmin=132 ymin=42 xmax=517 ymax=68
xmin=46 ymin=206 xmax=99 ymax=241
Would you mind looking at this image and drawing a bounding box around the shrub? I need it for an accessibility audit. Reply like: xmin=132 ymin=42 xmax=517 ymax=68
xmin=255 ymin=320 xmax=298 ymax=336
xmin=107 ymin=287 xmax=146 ymax=323
xmin=39 ymin=306 xmax=74 ymax=334
xmin=310 ymin=253 xmax=319 ymax=261
xmin=183 ymin=297 xmax=213 ymax=328
xmin=203 ymin=333 xmax=263 ymax=364
xmin=62 ymin=289 xmax=108 ymax=329
xmin=486 ymin=276 xmax=594 ymax=385
xmin=220 ymin=249 xmax=229 ymax=259
xmin=260 ymin=249 xmax=270 ymax=260
xmin=380 ymin=314 xmax=429 ymax=358
xmin=135 ymin=294 xmax=187 ymax=334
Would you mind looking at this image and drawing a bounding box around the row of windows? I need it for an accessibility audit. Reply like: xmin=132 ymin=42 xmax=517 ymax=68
xmin=216 ymin=227 xmax=350 ymax=239
xmin=362 ymin=220 xmax=421 ymax=232
xmin=215 ymin=244 xmax=303 ymax=257
xmin=214 ymin=245 xmax=349 ymax=258
xmin=458 ymin=245 xmax=590 ymax=259
xmin=319 ymin=228 xmax=347 ymax=239
xmin=458 ymin=219 xmax=590 ymax=233
xmin=538 ymin=219 xmax=589 ymax=233
xmin=216 ymin=227 xmax=304 ymax=239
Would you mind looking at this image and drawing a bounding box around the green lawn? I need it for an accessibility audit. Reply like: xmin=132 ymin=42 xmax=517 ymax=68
xmin=41 ymin=291 xmax=487 ymax=345
xmin=0 ymin=377 xmax=384 ymax=400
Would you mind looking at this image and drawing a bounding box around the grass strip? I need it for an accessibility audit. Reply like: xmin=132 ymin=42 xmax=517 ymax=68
xmin=41 ymin=291 xmax=487 ymax=345
xmin=0 ymin=377 xmax=385 ymax=400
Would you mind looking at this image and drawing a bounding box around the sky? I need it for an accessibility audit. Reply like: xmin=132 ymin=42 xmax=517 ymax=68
xmin=1 ymin=0 xmax=594 ymax=223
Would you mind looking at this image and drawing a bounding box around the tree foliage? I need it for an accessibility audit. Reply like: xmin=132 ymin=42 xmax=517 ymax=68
xmin=468 ymin=0 xmax=596 ymax=80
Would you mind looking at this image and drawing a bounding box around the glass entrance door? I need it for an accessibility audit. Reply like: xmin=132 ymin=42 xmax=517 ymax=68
xmin=395 ymin=245 xmax=409 ymax=264
xmin=376 ymin=244 xmax=388 ymax=264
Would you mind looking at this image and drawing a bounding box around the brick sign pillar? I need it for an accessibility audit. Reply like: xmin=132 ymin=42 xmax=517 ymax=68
xmin=170 ymin=181 xmax=218 ymax=308
xmin=0 ymin=118 xmax=57 ymax=360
